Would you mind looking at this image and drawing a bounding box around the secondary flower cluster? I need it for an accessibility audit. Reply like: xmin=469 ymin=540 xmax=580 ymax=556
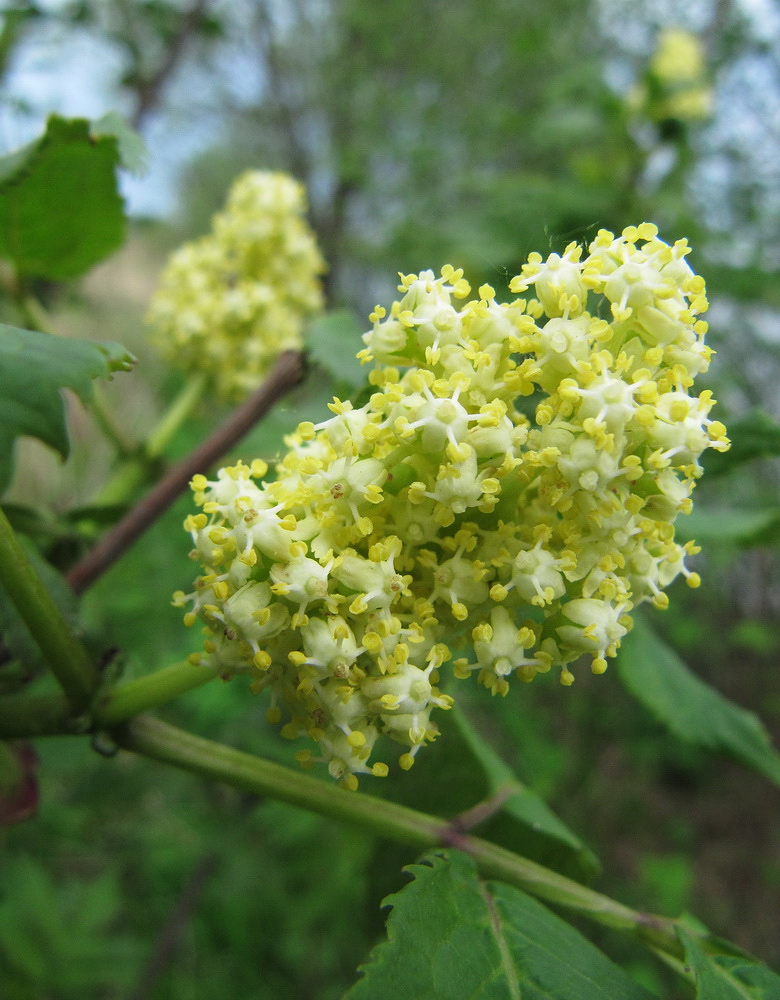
xmin=146 ymin=170 xmax=325 ymax=401
xmin=177 ymin=223 xmax=728 ymax=787
xmin=632 ymin=28 xmax=713 ymax=124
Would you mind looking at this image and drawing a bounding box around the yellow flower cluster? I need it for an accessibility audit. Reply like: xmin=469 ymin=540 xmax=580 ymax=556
xmin=176 ymin=224 xmax=729 ymax=787
xmin=636 ymin=28 xmax=713 ymax=123
xmin=146 ymin=171 xmax=325 ymax=401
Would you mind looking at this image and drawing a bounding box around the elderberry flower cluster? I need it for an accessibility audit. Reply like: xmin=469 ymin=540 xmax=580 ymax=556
xmin=176 ymin=223 xmax=729 ymax=788
xmin=146 ymin=171 xmax=324 ymax=401
xmin=632 ymin=27 xmax=713 ymax=124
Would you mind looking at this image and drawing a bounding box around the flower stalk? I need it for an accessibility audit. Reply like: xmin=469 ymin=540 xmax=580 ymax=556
xmin=0 ymin=692 xmax=77 ymax=738
xmin=94 ymin=658 xmax=216 ymax=726
xmin=116 ymin=713 xmax=696 ymax=960
xmin=0 ymin=659 xmax=214 ymax=738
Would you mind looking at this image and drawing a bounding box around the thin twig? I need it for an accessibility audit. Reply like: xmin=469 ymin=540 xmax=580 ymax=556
xmin=131 ymin=0 xmax=210 ymax=129
xmin=442 ymin=785 xmax=517 ymax=843
xmin=127 ymin=853 xmax=218 ymax=1000
xmin=67 ymin=350 xmax=305 ymax=595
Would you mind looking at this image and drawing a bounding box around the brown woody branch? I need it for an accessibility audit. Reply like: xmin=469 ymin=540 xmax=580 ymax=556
xmin=67 ymin=350 xmax=305 ymax=595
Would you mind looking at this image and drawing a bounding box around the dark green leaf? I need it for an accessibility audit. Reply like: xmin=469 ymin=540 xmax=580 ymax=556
xmin=0 ymin=115 xmax=127 ymax=280
xmin=375 ymin=704 xmax=598 ymax=882
xmin=346 ymin=850 xmax=656 ymax=1000
xmin=617 ymin=618 xmax=780 ymax=786
xmin=64 ymin=503 xmax=130 ymax=527
xmin=0 ymin=134 xmax=36 ymax=185
xmin=0 ymin=323 xmax=135 ymax=494
xmin=0 ymin=856 xmax=140 ymax=992
xmin=451 ymin=706 xmax=601 ymax=879
xmin=702 ymin=410 xmax=780 ymax=477
xmin=0 ymin=503 xmax=55 ymax=539
xmin=304 ymin=309 xmax=368 ymax=390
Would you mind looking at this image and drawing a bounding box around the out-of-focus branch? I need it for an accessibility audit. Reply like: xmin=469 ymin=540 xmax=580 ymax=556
xmin=66 ymin=350 xmax=305 ymax=595
xmin=127 ymin=852 xmax=218 ymax=1000
xmin=131 ymin=0 xmax=210 ymax=128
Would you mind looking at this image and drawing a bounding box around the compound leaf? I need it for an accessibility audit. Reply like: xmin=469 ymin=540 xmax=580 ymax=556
xmin=346 ymin=850 xmax=656 ymax=1000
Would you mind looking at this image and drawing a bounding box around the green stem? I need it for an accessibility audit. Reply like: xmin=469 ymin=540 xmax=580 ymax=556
xmin=90 ymin=389 xmax=138 ymax=458
xmin=0 ymin=659 xmax=216 ymax=737
xmin=95 ymin=659 xmax=216 ymax=726
xmin=146 ymin=374 xmax=207 ymax=459
xmin=91 ymin=457 xmax=151 ymax=508
xmin=0 ymin=692 xmax=75 ymax=738
xmin=91 ymin=375 xmax=207 ymax=508
xmin=0 ymin=508 xmax=96 ymax=711
xmin=117 ymin=714 xmax=689 ymax=959
xmin=16 ymin=293 xmax=53 ymax=334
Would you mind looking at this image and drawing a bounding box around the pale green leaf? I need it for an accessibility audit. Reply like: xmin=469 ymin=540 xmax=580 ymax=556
xmin=617 ymin=618 xmax=780 ymax=786
xmin=90 ymin=112 xmax=148 ymax=175
xmin=346 ymin=850 xmax=657 ymax=1000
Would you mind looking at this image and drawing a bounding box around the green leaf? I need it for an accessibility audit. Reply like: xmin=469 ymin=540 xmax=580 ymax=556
xmin=451 ymin=706 xmax=601 ymax=879
xmin=715 ymin=955 xmax=780 ymax=999
xmin=679 ymin=932 xmax=757 ymax=999
xmin=375 ymin=704 xmax=599 ymax=882
xmin=0 ymin=115 xmax=127 ymax=280
xmin=346 ymin=850 xmax=656 ymax=1000
xmin=0 ymin=856 xmax=141 ymax=993
xmin=702 ymin=410 xmax=780 ymax=477
xmin=0 ymin=324 xmax=135 ymax=494
xmin=677 ymin=507 xmax=780 ymax=547
xmin=617 ymin=617 xmax=780 ymax=786
xmin=0 ymin=503 xmax=55 ymax=540
xmin=304 ymin=309 xmax=368 ymax=390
